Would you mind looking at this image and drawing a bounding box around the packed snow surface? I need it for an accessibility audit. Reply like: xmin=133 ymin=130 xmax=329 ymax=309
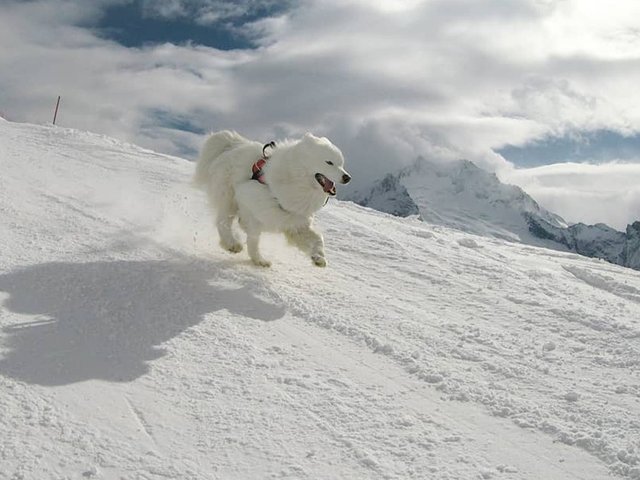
xmin=1 ymin=120 xmax=639 ymax=479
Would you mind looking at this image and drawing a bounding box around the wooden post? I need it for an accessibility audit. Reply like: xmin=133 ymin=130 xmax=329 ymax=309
xmin=53 ymin=96 xmax=61 ymax=125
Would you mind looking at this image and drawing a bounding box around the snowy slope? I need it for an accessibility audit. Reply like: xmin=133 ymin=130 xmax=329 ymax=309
xmin=351 ymin=158 xmax=640 ymax=271
xmin=1 ymin=120 xmax=639 ymax=479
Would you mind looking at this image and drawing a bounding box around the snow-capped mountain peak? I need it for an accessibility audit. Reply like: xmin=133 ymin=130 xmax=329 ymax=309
xmin=352 ymin=157 xmax=566 ymax=242
xmin=351 ymin=157 xmax=640 ymax=271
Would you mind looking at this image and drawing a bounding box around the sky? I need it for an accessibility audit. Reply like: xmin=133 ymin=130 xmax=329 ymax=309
xmin=1 ymin=0 xmax=639 ymax=229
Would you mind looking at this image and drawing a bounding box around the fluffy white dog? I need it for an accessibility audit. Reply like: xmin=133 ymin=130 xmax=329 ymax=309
xmin=193 ymin=130 xmax=351 ymax=267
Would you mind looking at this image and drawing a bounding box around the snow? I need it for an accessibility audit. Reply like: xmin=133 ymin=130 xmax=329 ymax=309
xmin=1 ymin=120 xmax=639 ymax=479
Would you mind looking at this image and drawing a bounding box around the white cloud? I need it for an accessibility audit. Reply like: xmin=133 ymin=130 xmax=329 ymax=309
xmin=140 ymin=0 xmax=292 ymax=24
xmin=142 ymin=0 xmax=187 ymax=20
xmin=1 ymin=0 xmax=640 ymax=225
xmin=500 ymin=162 xmax=640 ymax=230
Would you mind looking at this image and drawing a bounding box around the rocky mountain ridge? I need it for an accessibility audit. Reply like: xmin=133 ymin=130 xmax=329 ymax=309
xmin=350 ymin=158 xmax=640 ymax=271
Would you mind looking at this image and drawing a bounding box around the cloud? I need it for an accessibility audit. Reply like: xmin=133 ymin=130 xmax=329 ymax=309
xmin=0 ymin=1 xmax=246 ymax=154
xmin=140 ymin=0 xmax=292 ymax=24
xmin=500 ymin=162 xmax=640 ymax=230
xmin=1 ymin=0 xmax=640 ymax=225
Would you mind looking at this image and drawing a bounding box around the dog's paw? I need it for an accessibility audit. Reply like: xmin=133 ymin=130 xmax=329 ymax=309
xmin=252 ymin=258 xmax=272 ymax=268
xmin=221 ymin=241 xmax=243 ymax=253
xmin=312 ymin=255 xmax=327 ymax=267
xmin=227 ymin=243 xmax=243 ymax=253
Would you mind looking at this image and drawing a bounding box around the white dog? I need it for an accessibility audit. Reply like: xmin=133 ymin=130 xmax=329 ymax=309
xmin=193 ymin=130 xmax=351 ymax=267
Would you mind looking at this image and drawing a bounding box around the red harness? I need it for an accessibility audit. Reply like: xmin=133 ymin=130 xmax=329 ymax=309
xmin=251 ymin=157 xmax=267 ymax=184
xmin=251 ymin=141 xmax=275 ymax=184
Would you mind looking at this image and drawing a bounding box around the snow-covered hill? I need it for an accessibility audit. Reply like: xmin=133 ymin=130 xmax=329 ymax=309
xmin=350 ymin=158 xmax=640 ymax=271
xmin=1 ymin=120 xmax=639 ymax=479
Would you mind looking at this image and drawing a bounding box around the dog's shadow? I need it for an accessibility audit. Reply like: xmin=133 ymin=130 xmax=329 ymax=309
xmin=0 ymin=258 xmax=285 ymax=386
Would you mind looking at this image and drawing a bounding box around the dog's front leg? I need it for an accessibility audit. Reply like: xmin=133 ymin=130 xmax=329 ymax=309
xmin=286 ymin=225 xmax=326 ymax=267
xmin=237 ymin=203 xmax=271 ymax=267
xmin=246 ymin=232 xmax=271 ymax=267
xmin=242 ymin=222 xmax=271 ymax=267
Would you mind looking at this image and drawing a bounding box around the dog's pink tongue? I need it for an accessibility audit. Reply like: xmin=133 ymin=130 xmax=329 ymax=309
xmin=324 ymin=178 xmax=335 ymax=194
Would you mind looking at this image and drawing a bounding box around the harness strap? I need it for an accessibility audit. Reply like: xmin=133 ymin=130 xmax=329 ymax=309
xmin=251 ymin=158 xmax=267 ymax=184
xmin=262 ymin=141 xmax=276 ymax=157
xmin=251 ymin=141 xmax=276 ymax=184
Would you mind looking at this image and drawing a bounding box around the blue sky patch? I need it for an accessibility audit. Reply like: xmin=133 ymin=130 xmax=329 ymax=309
xmin=145 ymin=109 xmax=206 ymax=135
xmin=498 ymin=130 xmax=640 ymax=166
xmin=93 ymin=0 xmax=291 ymax=50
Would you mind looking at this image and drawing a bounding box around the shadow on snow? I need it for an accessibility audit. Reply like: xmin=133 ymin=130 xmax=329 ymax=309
xmin=0 ymin=258 xmax=285 ymax=386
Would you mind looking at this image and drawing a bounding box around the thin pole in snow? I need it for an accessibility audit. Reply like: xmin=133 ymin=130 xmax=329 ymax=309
xmin=53 ymin=96 xmax=61 ymax=125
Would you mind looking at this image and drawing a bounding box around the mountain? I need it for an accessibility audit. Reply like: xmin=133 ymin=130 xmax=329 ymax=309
xmin=350 ymin=172 xmax=419 ymax=217
xmin=1 ymin=120 xmax=639 ymax=479
xmin=351 ymin=157 xmax=640 ymax=270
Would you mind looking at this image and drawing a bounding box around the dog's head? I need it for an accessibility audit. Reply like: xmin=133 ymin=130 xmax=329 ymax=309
xmin=295 ymin=133 xmax=351 ymax=197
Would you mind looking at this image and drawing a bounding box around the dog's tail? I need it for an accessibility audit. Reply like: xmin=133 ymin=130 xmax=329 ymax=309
xmin=192 ymin=130 xmax=248 ymax=188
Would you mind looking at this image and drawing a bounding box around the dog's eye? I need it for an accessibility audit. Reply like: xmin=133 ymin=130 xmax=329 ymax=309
xmin=325 ymin=161 xmax=334 ymax=166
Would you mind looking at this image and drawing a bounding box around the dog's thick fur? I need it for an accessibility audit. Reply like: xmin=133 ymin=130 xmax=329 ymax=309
xmin=193 ymin=130 xmax=350 ymax=267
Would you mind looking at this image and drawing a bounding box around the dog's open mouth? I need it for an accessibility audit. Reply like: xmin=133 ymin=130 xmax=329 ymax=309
xmin=315 ymin=173 xmax=336 ymax=196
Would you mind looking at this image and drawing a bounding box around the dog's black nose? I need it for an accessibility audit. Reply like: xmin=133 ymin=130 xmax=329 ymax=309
xmin=342 ymin=174 xmax=352 ymax=184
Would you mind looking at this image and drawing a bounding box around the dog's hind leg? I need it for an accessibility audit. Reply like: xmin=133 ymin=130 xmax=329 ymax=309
xmin=217 ymin=213 xmax=242 ymax=253
xmin=209 ymin=190 xmax=243 ymax=253
xmin=285 ymin=225 xmax=326 ymax=267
